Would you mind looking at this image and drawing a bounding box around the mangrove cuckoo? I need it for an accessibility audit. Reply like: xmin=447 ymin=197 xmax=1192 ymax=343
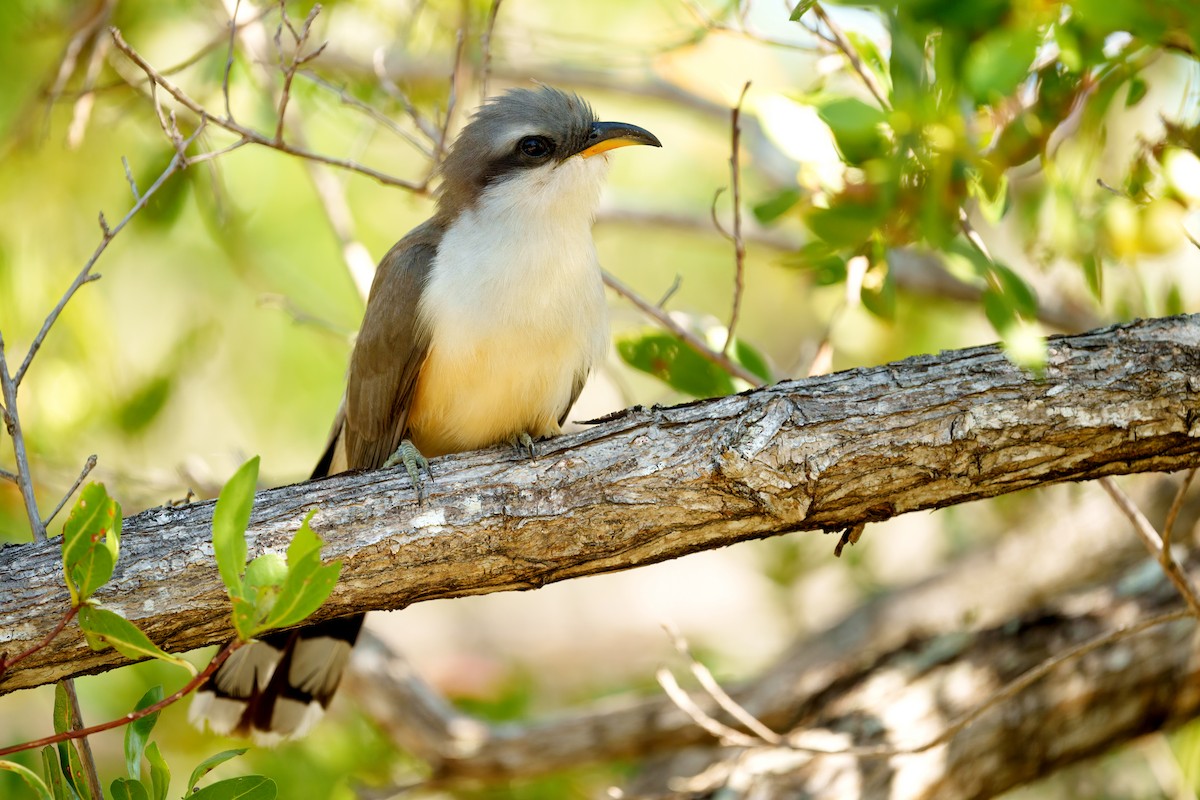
xmin=191 ymin=86 xmax=661 ymax=740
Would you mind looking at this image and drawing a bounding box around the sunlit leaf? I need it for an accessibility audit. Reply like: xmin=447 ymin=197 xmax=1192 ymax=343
xmin=76 ymin=606 xmax=194 ymax=674
xmin=212 ymin=457 xmax=259 ymax=601
xmin=964 ymin=26 xmax=1042 ymax=102
xmin=187 ymin=749 xmax=250 ymax=794
xmin=788 ymin=0 xmax=817 ymax=21
xmin=617 ymin=331 xmax=736 ymax=398
xmin=144 ymin=743 xmax=170 ymax=800
xmin=813 ymin=96 xmax=890 ymax=165
xmin=124 ymin=685 xmax=164 ymax=780
xmin=1125 ymin=76 xmax=1148 ymax=107
xmin=732 ymin=339 xmax=773 ymax=385
xmin=3 ymin=757 xmax=53 ymax=800
xmin=1082 ymin=252 xmax=1103 ymax=302
xmin=190 ymin=775 xmax=276 ymax=800
xmin=804 ymin=202 xmax=886 ymax=249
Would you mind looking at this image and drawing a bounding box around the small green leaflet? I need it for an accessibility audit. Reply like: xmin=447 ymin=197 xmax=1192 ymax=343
xmin=212 ymin=457 xmax=259 ymax=601
xmin=125 ymin=686 xmax=164 ymax=781
xmin=1 ymin=759 xmax=52 ymax=800
xmin=144 ymin=743 xmax=170 ymax=800
xmin=187 ymin=749 xmax=249 ymax=793
xmin=190 ymin=776 xmax=277 ymax=800
xmin=260 ymin=511 xmax=343 ymax=632
xmin=52 ymin=683 xmax=90 ymax=799
xmin=61 ymin=483 xmax=121 ymax=605
xmin=110 ymin=778 xmax=150 ymax=800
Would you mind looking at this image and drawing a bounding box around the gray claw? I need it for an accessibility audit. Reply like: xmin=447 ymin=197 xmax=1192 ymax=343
xmin=384 ymin=439 xmax=432 ymax=500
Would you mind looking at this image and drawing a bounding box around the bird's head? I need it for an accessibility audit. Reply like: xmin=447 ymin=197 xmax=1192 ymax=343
xmin=436 ymin=86 xmax=661 ymax=222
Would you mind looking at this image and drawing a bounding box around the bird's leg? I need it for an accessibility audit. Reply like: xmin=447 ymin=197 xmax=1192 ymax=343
xmin=511 ymin=431 xmax=537 ymax=458
xmin=383 ymin=439 xmax=433 ymax=500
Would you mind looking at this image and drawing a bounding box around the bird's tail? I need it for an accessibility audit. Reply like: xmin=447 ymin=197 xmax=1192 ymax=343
xmin=190 ymin=615 xmax=364 ymax=744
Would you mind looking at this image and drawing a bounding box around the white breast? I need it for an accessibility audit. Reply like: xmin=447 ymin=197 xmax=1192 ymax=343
xmin=409 ymin=155 xmax=611 ymax=456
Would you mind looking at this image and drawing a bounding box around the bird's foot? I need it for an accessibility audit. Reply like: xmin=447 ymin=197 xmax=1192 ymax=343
xmin=511 ymin=431 xmax=538 ymax=459
xmin=383 ymin=439 xmax=433 ymax=501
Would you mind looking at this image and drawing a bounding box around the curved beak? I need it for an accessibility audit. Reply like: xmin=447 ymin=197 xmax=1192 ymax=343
xmin=578 ymin=121 xmax=662 ymax=158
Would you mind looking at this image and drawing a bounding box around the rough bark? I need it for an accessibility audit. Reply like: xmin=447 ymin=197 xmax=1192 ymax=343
xmin=2 ymin=314 xmax=1199 ymax=695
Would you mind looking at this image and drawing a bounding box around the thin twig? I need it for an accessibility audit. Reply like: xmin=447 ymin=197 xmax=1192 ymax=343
xmin=0 ymin=466 xmax=16 ymax=484
xmin=603 ymin=271 xmax=764 ymax=386
xmin=479 ymin=0 xmax=505 ymax=101
xmin=0 ymin=335 xmax=47 ymax=544
xmin=13 ymin=124 xmax=206 ymax=389
xmin=656 ymin=668 xmax=761 ymax=748
xmin=273 ymin=4 xmax=327 ymax=144
xmin=1164 ymin=468 xmax=1198 ymax=545
xmin=1100 ymin=476 xmax=1200 ymax=617
xmin=109 ymin=27 xmax=424 ymax=191
xmin=298 ymin=70 xmax=433 ymax=157
xmin=0 ymin=640 xmax=240 ymax=757
xmin=807 ymin=3 xmax=888 ymax=108
xmin=720 ymin=82 xmax=750 ymax=357
xmin=222 ymin=0 xmax=242 ymax=122
xmin=664 ymin=623 xmax=782 ymax=744
xmin=120 ymin=156 xmax=140 ymax=200
xmin=43 ymin=454 xmax=98 ymax=528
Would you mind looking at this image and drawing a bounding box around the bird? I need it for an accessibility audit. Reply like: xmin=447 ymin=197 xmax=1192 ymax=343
xmin=190 ymin=86 xmax=661 ymax=741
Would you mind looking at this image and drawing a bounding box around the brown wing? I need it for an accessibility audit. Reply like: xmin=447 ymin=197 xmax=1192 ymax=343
xmin=317 ymin=220 xmax=442 ymax=475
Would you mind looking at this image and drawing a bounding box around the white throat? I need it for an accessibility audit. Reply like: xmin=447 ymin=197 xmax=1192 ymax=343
xmin=410 ymin=155 xmax=612 ymax=456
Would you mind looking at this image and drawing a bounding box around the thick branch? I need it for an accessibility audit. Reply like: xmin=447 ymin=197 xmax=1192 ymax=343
xmin=2 ymin=314 xmax=1199 ymax=694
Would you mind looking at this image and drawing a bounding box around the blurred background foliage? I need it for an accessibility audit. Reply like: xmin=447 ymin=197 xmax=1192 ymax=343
xmin=1 ymin=0 xmax=1198 ymax=796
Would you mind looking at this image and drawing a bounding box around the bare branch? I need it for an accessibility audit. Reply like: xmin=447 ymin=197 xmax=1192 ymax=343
xmin=479 ymin=0 xmax=505 ymax=101
xmin=720 ymin=82 xmax=748 ymax=357
xmin=109 ymin=27 xmax=426 ymax=192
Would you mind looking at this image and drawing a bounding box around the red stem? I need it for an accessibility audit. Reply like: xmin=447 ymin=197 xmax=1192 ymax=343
xmin=0 ymin=639 xmax=240 ymax=757
xmin=0 ymin=605 xmax=79 ymax=679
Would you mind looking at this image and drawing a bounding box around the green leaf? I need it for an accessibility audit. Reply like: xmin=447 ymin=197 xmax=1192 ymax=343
xmin=1082 ymin=252 xmax=1103 ymax=301
xmin=1125 ymin=75 xmax=1148 ymax=107
xmin=963 ymin=26 xmax=1041 ymax=103
xmin=732 ymin=339 xmax=773 ymax=385
xmin=2 ymin=758 xmax=53 ymax=800
xmin=989 ymin=263 xmax=1039 ymax=318
xmin=190 ymin=776 xmax=276 ymax=800
xmin=861 ymin=262 xmax=896 ymax=321
xmin=76 ymin=606 xmax=194 ymax=674
xmin=124 ymin=686 xmax=164 ymax=780
xmin=804 ymin=202 xmax=886 ymax=248
xmin=39 ymin=746 xmax=72 ymax=800
xmin=187 ymin=749 xmax=249 ymax=793
xmin=143 ymin=743 xmax=169 ymax=800
xmin=61 ymin=484 xmax=121 ymax=605
xmin=229 ymin=595 xmax=259 ymax=642
xmin=752 ymin=189 xmax=802 ymax=224
xmin=109 ymin=778 xmax=150 ymax=800
xmin=788 ymin=0 xmax=817 ymax=21
xmin=243 ymin=552 xmax=287 ymax=591
xmin=53 ymin=683 xmax=89 ymax=799
xmin=114 ymin=375 xmax=173 ymax=436
xmin=617 ymin=331 xmax=736 ymax=398
xmin=212 ymin=457 xmax=260 ymax=601
xmin=813 ymin=96 xmax=890 ymax=165
xmin=261 ymin=558 xmax=342 ymax=632
xmin=783 ymin=242 xmax=847 ymax=285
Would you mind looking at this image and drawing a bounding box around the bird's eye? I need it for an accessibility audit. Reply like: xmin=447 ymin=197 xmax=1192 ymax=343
xmin=518 ymin=136 xmax=553 ymax=159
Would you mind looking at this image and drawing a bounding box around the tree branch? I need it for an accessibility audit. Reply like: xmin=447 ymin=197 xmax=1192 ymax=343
xmin=2 ymin=314 xmax=1199 ymax=694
